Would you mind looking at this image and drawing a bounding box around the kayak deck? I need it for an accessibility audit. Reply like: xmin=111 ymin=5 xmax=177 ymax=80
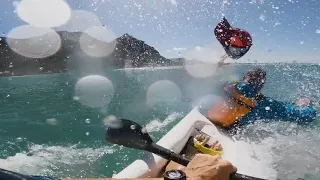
xmin=62 ymin=130 xmax=209 ymax=180
xmin=63 ymin=108 xmax=275 ymax=179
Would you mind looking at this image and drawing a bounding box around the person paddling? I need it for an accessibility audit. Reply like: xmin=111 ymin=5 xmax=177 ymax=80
xmin=1 ymin=154 xmax=237 ymax=180
xmin=207 ymin=68 xmax=317 ymax=128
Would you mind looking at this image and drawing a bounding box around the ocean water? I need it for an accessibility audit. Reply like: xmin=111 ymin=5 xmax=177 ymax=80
xmin=0 ymin=64 xmax=319 ymax=180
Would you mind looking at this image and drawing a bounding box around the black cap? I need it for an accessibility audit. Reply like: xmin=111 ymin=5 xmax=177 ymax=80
xmin=163 ymin=170 xmax=186 ymax=180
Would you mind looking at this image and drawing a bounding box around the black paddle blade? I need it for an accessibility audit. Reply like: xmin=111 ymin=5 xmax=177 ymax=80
xmin=0 ymin=168 xmax=32 ymax=180
xmin=105 ymin=118 xmax=153 ymax=150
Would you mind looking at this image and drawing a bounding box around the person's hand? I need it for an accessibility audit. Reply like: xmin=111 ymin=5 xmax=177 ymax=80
xmin=296 ymin=98 xmax=311 ymax=107
xmin=211 ymin=140 xmax=223 ymax=151
xmin=195 ymin=135 xmax=210 ymax=145
xmin=184 ymin=154 xmax=237 ymax=180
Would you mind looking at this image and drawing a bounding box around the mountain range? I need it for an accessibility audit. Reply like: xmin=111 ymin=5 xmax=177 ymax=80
xmin=0 ymin=31 xmax=182 ymax=77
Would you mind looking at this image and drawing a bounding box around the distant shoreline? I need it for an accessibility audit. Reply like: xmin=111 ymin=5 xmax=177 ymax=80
xmin=0 ymin=71 xmax=67 ymax=78
xmin=1 ymin=63 xmax=318 ymax=78
xmin=0 ymin=66 xmax=184 ymax=78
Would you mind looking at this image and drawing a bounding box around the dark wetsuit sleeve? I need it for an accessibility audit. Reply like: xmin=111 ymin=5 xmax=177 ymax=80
xmin=284 ymin=103 xmax=317 ymax=123
xmin=257 ymin=97 xmax=317 ymax=124
xmin=235 ymin=82 xmax=259 ymax=98
xmin=223 ymin=82 xmax=317 ymax=125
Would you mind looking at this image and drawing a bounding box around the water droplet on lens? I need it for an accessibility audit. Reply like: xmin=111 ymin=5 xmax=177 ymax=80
xmin=85 ymin=118 xmax=91 ymax=123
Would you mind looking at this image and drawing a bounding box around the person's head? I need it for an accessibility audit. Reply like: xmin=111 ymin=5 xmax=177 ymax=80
xmin=243 ymin=68 xmax=266 ymax=90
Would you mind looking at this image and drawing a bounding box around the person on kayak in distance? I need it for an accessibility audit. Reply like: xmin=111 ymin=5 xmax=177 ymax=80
xmin=208 ymin=68 xmax=317 ymax=129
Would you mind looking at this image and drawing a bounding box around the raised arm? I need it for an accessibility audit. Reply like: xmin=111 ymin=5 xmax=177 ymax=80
xmin=256 ymin=96 xmax=317 ymax=124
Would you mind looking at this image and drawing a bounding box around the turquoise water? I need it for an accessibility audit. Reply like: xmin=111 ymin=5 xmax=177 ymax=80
xmin=1 ymin=64 xmax=320 ymax=179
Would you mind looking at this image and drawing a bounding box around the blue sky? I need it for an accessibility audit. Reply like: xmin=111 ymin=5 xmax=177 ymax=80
xmin=0 ymin=0 xmax=319 ymax=63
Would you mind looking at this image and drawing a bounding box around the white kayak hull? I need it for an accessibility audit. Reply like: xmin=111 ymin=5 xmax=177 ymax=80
xmin=113 ymin=108 xmax=276 ymax=179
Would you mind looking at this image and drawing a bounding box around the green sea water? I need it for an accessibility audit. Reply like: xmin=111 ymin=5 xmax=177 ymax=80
xmin=1 ymin=64 xmax=320 ymax=179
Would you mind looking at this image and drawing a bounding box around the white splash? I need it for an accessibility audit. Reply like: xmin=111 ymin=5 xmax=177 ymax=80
xmin=238 ymin=121 xmax=320 ymax=179
xmin=46 ymin=118 xmax=58 ymax=125
xmin=0 ymin=144 xmax=114 ymax=177
xmin=145 ymin=112 xmax=183 ymax=132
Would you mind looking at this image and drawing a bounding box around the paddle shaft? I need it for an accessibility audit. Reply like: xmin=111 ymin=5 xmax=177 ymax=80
xmin=147 ymin=143 xmax=266 ymax=180
xmin=146 ymin=143 xmax=190 ymax=166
